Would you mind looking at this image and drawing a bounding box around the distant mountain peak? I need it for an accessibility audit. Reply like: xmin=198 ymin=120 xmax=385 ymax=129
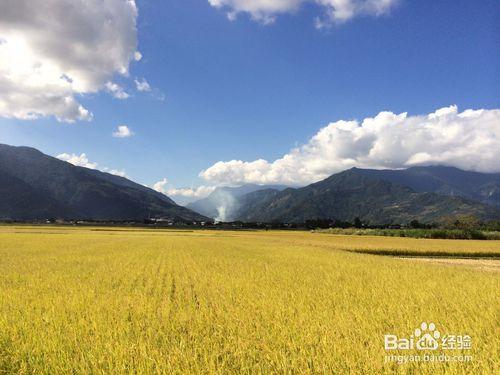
xmin=229 ymin=165 xmax=500 ymax=224
xmin=187 ymin=184 xmax=288 ymax=221
xmin=0 ymin=144 xmax=208 ymax=221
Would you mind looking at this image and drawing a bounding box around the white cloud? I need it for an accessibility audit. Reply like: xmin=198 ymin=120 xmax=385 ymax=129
xmin=105 ymin=82 xmax=130 ymax=99
xmin=134 ymin=78 xmax=165 ymax=101
xmin=0 ymin=0 xmax=140 ymax=122
xmin=200 ymin=106 xmax=500 ymax=186
xmin=152 ymin=177 xmax=215 ymax=203
xmin=167 ymin=186 xmax=216 ymax=199
xmin=103 ymin=168 xmax=128 ymax=177
xmin=208 ymin=0 xmax=398 ymax=25
xmin=134 ymin=78 xmax=151 ymax=92
xmin=153 ymin=178 xmax=169 ymax=194
xmin=112 ymin=125 xmax=134 ymax=138
xmin=166 ymin=186 xmax=217 ymax=206
xmin=153 ymin=178 xmax=215 ymax=198
xmin=57 ymin=152 xmax=127 ymax=177
xmin=56 ymin=153 xmax=98 ymax=169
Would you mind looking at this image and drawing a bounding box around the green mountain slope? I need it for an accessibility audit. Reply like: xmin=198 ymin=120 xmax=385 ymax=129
xmin=186 ymin=184 xmax=287 ymax=221
xmin=233 ymin=168 xmax=500 ymax=224
xmin=0 ymin=144 xmax=208 ymax=221
xmin=355 ymin=166 xmax=500 ymax=207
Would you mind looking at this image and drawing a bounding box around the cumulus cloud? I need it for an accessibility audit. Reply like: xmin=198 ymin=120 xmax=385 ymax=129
xmin=166 ymin=186 xmax=217 ymax=206
xmin=208 ymin=0 xmax=398 ymax=25
xmin=153 ymin=178 xmax=169 ymax=194
xmin=134 ymin=78 xmax=166 ymax=101
xmin=57 ymin=152 xmax=127 ymax=177
xmin=105 ymin=82 xmax=130 ymax=99
xmin=0 ymin=0 xmax=140 ymax=122
xmin=200 ymin=106 xmax=500 ymax=186
xmin=167 ymin=186 xmax=216 ymax=199
xmin=152 ymin=177 xmax=215 ymax=203
xmin=56 ymin=153 xmax=98 ymax=169
xmin=112 ymin=125 xmax=134 ymax=138
xmin=134 ymin=78 xmax=151 ymax=92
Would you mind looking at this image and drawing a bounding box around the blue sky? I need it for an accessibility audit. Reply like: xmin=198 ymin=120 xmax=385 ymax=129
xmin=0 ymin=0 xmax=499 ymax=201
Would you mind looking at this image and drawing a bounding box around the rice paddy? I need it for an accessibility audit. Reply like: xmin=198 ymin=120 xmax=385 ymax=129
xmin=0 ymin=226 xmax=498 ymax=373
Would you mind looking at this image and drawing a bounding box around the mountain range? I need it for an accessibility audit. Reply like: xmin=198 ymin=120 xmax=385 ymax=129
xmin=354 ymin=166 xmax=500 ymax=207
xmin=186 ymin=184 xmax=287 ymax=221
xmin=187 ymin=166 xmax=500 ymax=225
xmin=225 ymin=168 xmax=500 ymax=224
xmin=2 ymin=143 xmax=500 ymax=224
xmin=0 ymin=144 xmax=207 ymax=221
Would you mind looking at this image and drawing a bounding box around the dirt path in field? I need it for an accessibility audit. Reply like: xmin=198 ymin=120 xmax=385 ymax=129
xmin=401 ymin=257 xmax=500 ymax=272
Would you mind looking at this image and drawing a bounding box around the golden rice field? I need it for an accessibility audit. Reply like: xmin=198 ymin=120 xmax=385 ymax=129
xmin=0 ymin=226 xmax=498 ymax=374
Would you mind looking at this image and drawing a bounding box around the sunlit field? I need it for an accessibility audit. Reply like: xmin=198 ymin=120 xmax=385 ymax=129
xmin=0 ymin=226 xmax=498 ymax=373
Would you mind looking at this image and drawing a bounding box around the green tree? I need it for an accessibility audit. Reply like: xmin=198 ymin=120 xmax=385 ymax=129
xmin=354 ymin=217 xmax=362 ymax=228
